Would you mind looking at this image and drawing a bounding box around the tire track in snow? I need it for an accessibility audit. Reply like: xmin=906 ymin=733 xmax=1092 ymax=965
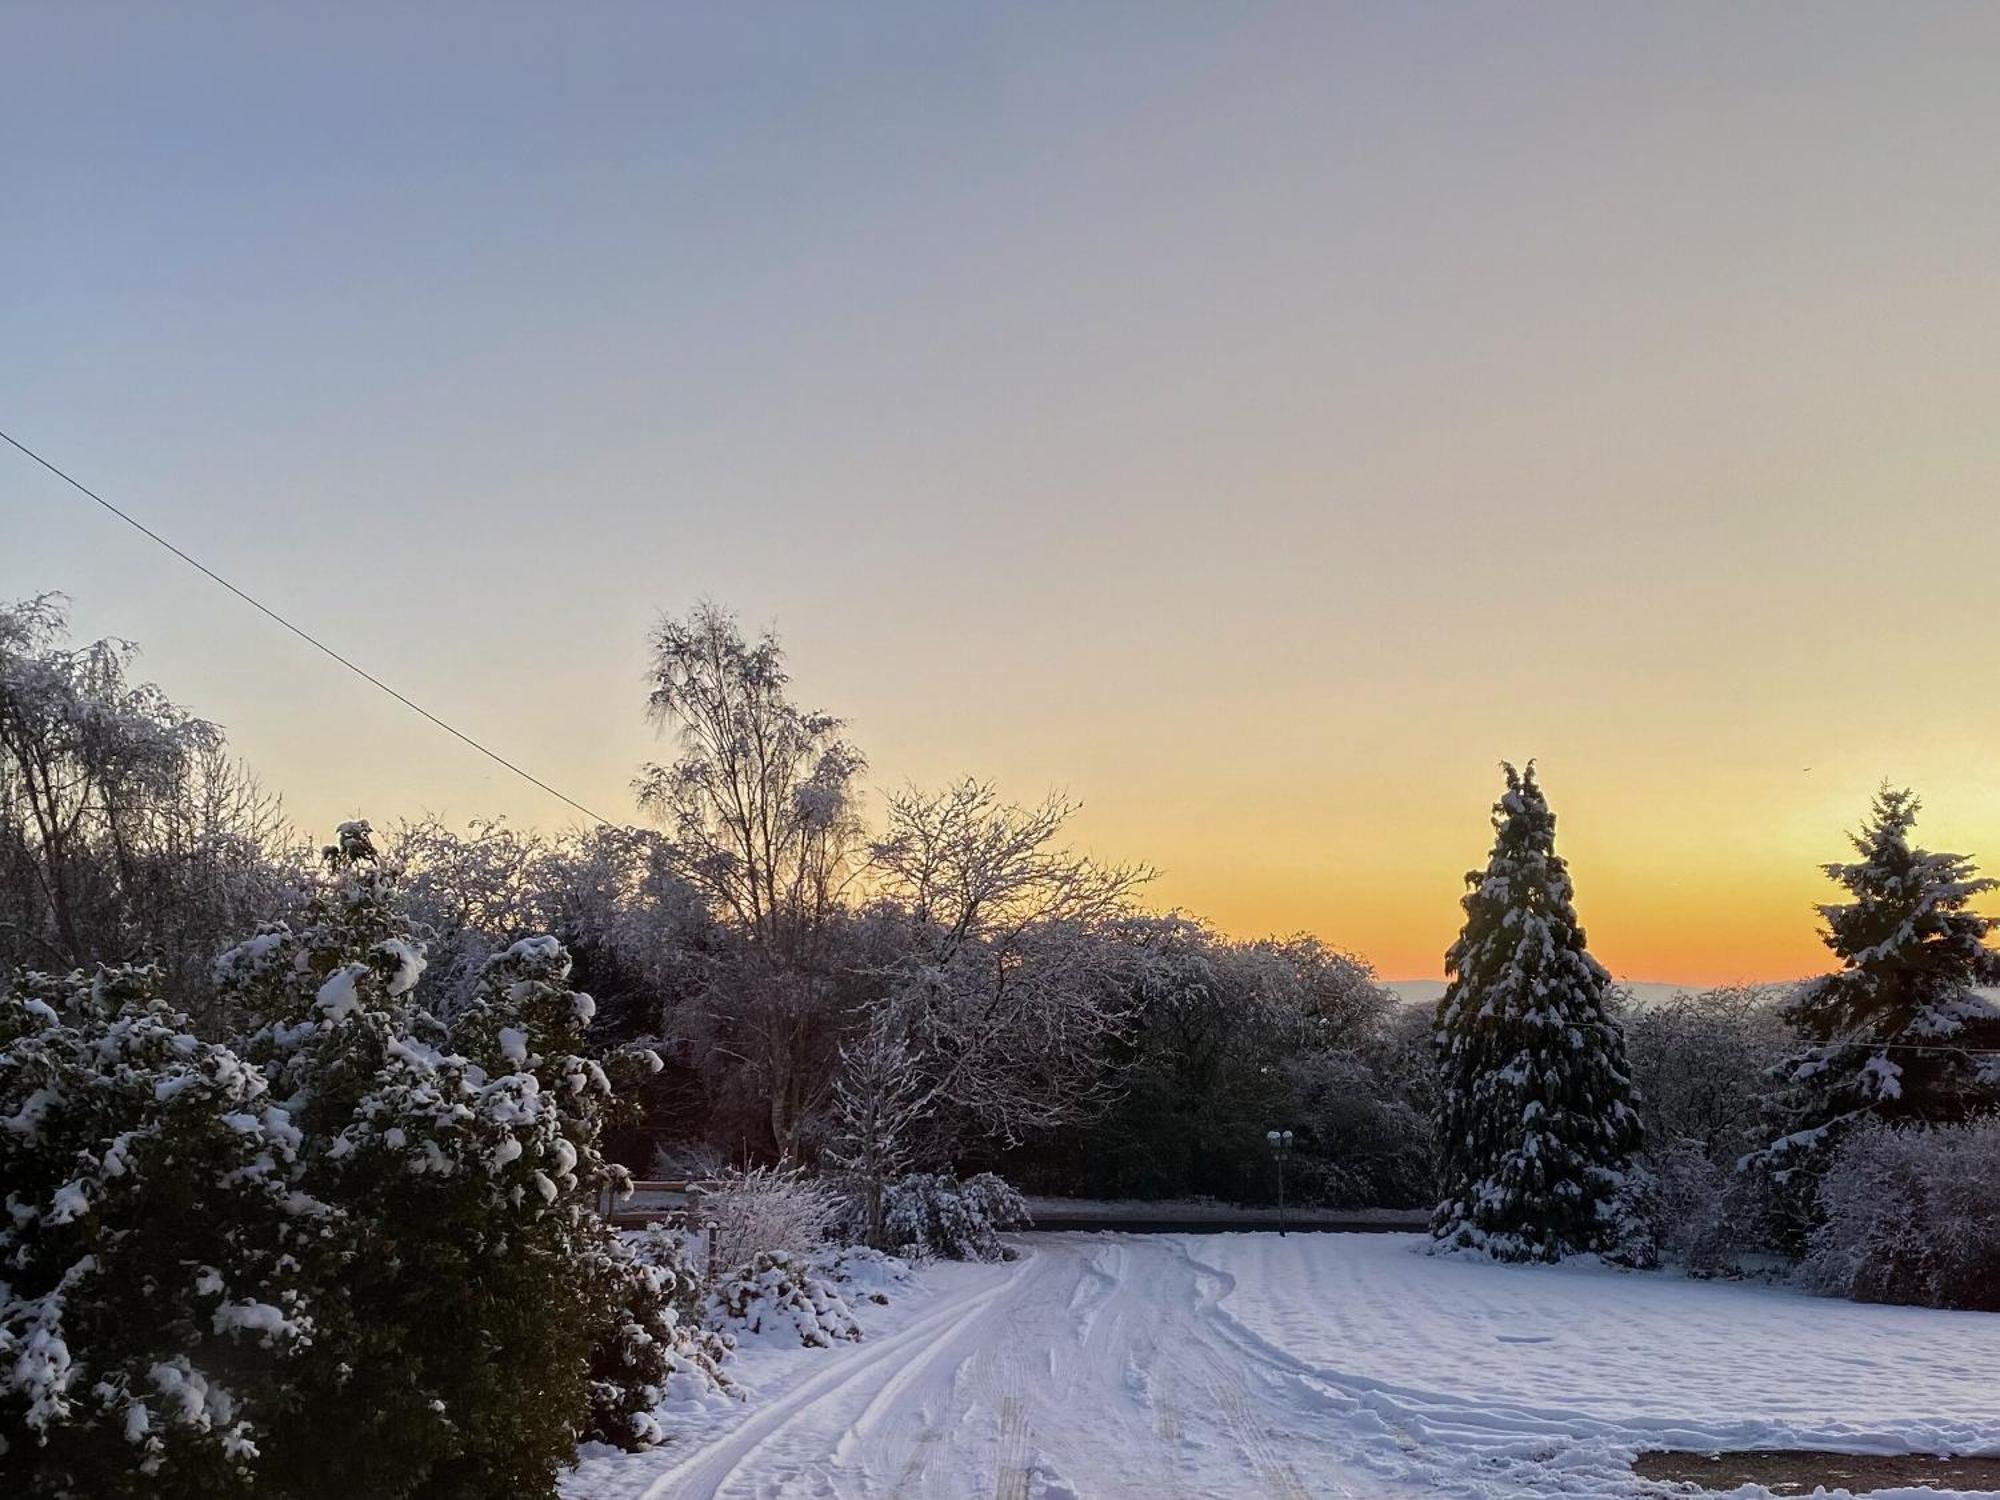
xmin=618 ymin=1236 xmax=1402 ymax=1500
xmin=992 ymin=1394 xmax=1029 ymax=1500
xmin=633 ymin=1261 xmax=1027 ymax=1500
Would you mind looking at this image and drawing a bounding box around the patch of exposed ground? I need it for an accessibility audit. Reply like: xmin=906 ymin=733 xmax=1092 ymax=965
xmin=1634 ymin=1449 xmax=2000 ymax=1495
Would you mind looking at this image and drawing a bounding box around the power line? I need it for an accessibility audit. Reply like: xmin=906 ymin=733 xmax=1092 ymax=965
xmin=4 ymin=426 xmax=616 ymax=828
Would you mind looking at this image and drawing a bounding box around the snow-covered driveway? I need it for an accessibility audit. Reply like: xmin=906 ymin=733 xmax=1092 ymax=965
xmin=569 ymin=1232 xmax=2000 ymax=1500
xmin=571 ymin=1232 xmax=1401 ymax=1500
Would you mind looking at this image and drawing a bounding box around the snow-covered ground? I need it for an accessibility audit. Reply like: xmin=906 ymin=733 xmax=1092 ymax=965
xmin=565 ymin=1232 xmax=2000 ymax=1500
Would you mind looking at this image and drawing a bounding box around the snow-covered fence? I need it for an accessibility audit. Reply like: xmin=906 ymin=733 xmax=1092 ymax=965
xmin=597 ymin=1177 xmax=702 ymax=1223
xmin=595 ymin=1179 xmax=723 ymax=1278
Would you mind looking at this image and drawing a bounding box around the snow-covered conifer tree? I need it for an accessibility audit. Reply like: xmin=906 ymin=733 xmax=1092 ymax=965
xmin=1747 ymin=786 xmax=2000 ymax=1247
xmin=1431 ymin=763 xmax=1645 ymax=1262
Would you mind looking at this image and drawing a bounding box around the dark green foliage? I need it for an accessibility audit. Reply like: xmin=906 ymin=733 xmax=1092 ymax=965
xmin=583 ymin=1229 xmax=729 ymax=1449
xmin=996 ymin=922 xmax=1434 ymax=1209
xmin=878 ymin=1171 xmax=1029 ymax=1262
xmin=0 ymin=968 xmax=329 ymax=1500
xmin=3 ymin=824 xmax=682 ymax=1500
xmin=1431 ymin=764 xmax=1646 ymax=1263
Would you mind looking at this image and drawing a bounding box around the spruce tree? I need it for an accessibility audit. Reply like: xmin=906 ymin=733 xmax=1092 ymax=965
xmin=1748 ymin=786 xmax=2000 ymax=1247
xmin=1432 ymin=763 xmax=1646 ymax=1262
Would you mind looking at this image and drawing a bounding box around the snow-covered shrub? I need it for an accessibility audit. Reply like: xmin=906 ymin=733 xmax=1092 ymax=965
xmin=698 ymin=1164 xmax=842 ymax=1269
xmin=705 ymin=1253 xmax=863 ymax=1348
xmin=808 ymin=1245 xmax=915 ymax=1306
xmin=210 ymin=828 xmax=630 ymax=1498
xmin=0 ymin=966 xmax=331 ymax=1499
xmin=585 ymin=1229 xmax=733 ymax=1447
xmin=1593 ymin=1165 xmax=1662 ymax=1270
xmin=3 ymin=824 xmax=678 ymax=1499
xmin=1635 ymin=1140 xmax=1740 ymax=1274
xmin=879 ymin=1171 xmax=1029 ymax=1262
xmin=1623 ymin=986 xmax=1787 ymax=1167
xmin=1802 ymin=1121 xmax=2000 ymax=1310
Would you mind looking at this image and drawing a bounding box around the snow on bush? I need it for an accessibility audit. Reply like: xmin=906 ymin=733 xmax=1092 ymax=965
xmin=1802 ymin=1120 xmax=2000 ymax=1310
xmin=587 ymin=1228 xmax=734 ymax=1446
xmin=697 ymin=1164 xmax=842 ymax=1268
xmin=808 ymin=1245 xmax=916 ymax=1306
xmin=878 ymin=1171 xmax=1029 ymax=1262
xmin=1 ymin=823 xmax=678 ymax=1500
xmin=1638 ymin=1139 xmax=1739 ymax=1274
xmin=0 ymin=966 xmax=325 ymax=1498
xmin=705 ymin=1253 xmax=864 ymax=1348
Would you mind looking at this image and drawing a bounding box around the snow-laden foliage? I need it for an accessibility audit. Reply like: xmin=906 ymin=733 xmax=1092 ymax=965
xmin=697 ymin=1164 xmax=843 ymax=1267
xmin=0 ymin=966 xmax=327 ymax=1498
xmin=875 ymin=1171 xmax=1030 ymax=1262
xmin=705 ymin=1253 xmax=864 ymax=1348
xmin=2 ymin=823 xmax=675 ymax=1499
xmin=1431 ymin=764 xmax=1648 ymax=1264
xmin=806 ymin=1245 xmax=915 ymax=1306
xmin=1623 ymin=986 xmax=1789 ymax=1164
xmin=1746 ymin=787 xmax=2000 ymax=1250
xmin=1801 ymin=1120 xmax=2000 ymax=1310
xmin=587 ymin=1227 xmax=733 ymax=1447
xmin=384 ymin=817 xmax=715 ymax=1032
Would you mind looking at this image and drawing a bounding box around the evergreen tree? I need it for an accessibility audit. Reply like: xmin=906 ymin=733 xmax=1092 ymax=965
xmin=1747 ymin=786 xmax=2000 ymax=1248
xmin=1431 ymin=763 xmax=1646 ymax=1263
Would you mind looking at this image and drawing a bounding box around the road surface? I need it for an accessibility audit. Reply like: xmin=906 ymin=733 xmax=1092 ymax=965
xmin=610 ymin=1234 xmax=1405 ymax=1500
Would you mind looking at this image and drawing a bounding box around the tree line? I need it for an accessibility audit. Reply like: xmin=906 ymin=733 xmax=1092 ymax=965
xmin=5 ymin=592 xmax=1997 ymax=1302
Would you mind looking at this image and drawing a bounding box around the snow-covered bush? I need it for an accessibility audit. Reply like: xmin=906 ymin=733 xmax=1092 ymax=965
xmin=1637 ymin=1140 xmax=1742 ymax=1274
xmin=1623 ymin=986 xmax=1787 ymax=1166
xmin=808 ymin=1245 xmax=915 ymax=1307
xmin=698 ymin=1164 xmax=843 ymax=1269
xmin=879 ymin=1171 xmax=1029 ymax=1262
xmin=585 ymin=1228 xmax=733 ymax=1447
xmin=705 ymin=1253 xmax=864 ymax=1348
xmin=0 ymin=966 xmax=331 ymax=1499
xmin=2 ymin=823 xmax=678 ymax=1499
xmin=1802 ymin=1121 xmax=2000 ymax=1310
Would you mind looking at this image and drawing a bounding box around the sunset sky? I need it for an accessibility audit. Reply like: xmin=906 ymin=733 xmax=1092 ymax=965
xmin=8 ymin=4 xmax=2000 ymax=983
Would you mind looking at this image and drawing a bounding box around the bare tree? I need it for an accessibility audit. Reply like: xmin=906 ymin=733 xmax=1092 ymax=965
xmin=1622 ymin=984 xmax=1789 ymax=1163
xmin=0 ymin=595 xmax=298 ymax=1019
xmin=833 ymin=780 xmax=1149 ymax=1240
xmin=635 ymin=603 xmax=869 ymax=1154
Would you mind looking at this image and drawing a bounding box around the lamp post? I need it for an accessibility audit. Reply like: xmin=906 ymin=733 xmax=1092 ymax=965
xmin=1265 ymin=1129 xmax=1294 ymax=1237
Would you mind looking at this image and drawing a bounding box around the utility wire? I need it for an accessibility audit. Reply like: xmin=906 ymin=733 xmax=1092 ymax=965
xmin=4 ymin=426 xmax=615 ymax=828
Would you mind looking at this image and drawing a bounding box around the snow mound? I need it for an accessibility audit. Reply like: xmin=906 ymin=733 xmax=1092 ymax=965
xmin=707 ymin=1252 xmax=864 ymax=1349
